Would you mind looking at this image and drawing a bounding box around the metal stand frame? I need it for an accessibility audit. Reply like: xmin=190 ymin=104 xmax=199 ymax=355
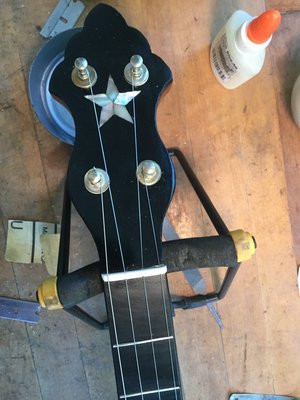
xmin=55 ymin=148 xmax=244 ymax=329
xmin=57 ymin=188 xmax=108 ymax=330
xmin=168 ymin=148 xmax=241 ymax=309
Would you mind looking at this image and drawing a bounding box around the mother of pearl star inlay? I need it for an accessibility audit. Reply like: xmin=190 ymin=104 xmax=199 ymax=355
xmin=85 ymin=75 xmax=140 ymax=127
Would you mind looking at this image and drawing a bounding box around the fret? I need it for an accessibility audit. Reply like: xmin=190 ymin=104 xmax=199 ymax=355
xmin=103 ymin=273 xmax=183 ymax=400
xmin=120 ymin=386 xmax=181 ymax=399
xmin=113 ymin=336 xmax=174 ymax=348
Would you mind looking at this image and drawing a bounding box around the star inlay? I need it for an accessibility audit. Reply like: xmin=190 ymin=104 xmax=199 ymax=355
xmin=85 ymin=75 xmax=140 ymax=127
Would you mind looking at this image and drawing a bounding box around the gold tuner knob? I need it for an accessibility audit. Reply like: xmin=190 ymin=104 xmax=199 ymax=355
xmin=71 ymin=57 xmax=97 ymax=89
xmin=124 ymin=54 xmax=149 ymax=86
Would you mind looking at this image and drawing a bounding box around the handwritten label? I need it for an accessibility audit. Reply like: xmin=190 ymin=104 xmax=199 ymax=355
xmin=5 ymin=220 xmax=60 ymax=264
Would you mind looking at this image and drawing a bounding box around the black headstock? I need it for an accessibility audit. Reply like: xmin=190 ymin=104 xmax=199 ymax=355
xmin=50 ymin=4 xmax=175 ymax=272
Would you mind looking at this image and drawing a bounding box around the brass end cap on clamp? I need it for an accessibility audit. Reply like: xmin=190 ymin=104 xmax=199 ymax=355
xmin=229 ymin=229 xmax=256 ymax=262
xmin=37 ymin=276 xmax=63 ymax=310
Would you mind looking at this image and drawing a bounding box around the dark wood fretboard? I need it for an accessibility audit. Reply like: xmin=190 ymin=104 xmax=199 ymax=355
xmin=103 ymin=270 xmax=183 ymax=400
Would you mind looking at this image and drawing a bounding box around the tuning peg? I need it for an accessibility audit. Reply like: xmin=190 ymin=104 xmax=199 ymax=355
xmin=136 ymin=160 xmax=161 ymax=186
xmin=124 ymin=55 xmax=149 ymax=86
xmin=71 ymin=57 xmax=97 ymax=89
xmin=84 ymin=167 xmax=110 ymax=194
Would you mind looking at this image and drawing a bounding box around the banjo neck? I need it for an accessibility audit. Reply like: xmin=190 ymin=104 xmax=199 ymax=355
xmin=102 ymin=266 xmax=183 ymax=400
xmin=48 ymin=3 xmax=181 ymax=398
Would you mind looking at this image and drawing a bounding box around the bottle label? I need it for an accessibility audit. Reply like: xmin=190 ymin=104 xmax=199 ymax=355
xmin=212 ymin=33 xmax=238 ymax=81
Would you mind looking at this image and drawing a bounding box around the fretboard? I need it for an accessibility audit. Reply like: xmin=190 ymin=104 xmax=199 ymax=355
xmin=102 ymin=268 xmax=183 ymax=400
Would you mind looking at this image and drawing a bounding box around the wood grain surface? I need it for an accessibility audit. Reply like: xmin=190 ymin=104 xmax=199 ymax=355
xmin=0 ymin=1 xmax=299 ymax=399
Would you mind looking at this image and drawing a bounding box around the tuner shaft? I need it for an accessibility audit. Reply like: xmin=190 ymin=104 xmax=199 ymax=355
xmin=84 ymin=167 xmax=110 ymax=194
xmin=71 ymin=57 xmax=97 ymax=89
xmin=124 ymin=55 xmax=149 ymax=86
xmin=136 ymin=160 xmax=161 ymax=186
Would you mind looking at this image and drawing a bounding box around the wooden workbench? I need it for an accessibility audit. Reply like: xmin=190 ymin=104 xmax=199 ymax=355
xmin=0 ymin=1 xmax=299 ymax=399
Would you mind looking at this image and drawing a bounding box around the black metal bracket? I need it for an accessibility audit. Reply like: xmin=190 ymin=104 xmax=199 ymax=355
xmin=45 ymin=147 xmax=252 ymax=325
xmin=56 ymin=186 xmax=108 ymax=330
xmin=166 ymin=148 xmax=241 ymax=310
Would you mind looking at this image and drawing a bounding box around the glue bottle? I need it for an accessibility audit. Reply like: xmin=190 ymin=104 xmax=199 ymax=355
xmin=291 ymin=72 xmax=300 ymax=128
xmin=210 ymin=9 xmax=281 ymax=89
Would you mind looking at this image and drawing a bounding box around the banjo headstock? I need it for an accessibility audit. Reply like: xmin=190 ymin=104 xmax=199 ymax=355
xmin=50 ymin=4 xmax=175 ymax=273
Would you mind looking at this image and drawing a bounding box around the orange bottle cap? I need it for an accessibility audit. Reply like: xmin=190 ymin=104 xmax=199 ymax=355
xmin=247 ymin=9 xmax=281 ymax=44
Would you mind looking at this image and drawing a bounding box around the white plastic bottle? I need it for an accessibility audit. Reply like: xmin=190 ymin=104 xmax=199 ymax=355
xmin=291 ymin=73 xmax=300 ymax=128
xmin=210 ymin=9 xmax=281 ymax=89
